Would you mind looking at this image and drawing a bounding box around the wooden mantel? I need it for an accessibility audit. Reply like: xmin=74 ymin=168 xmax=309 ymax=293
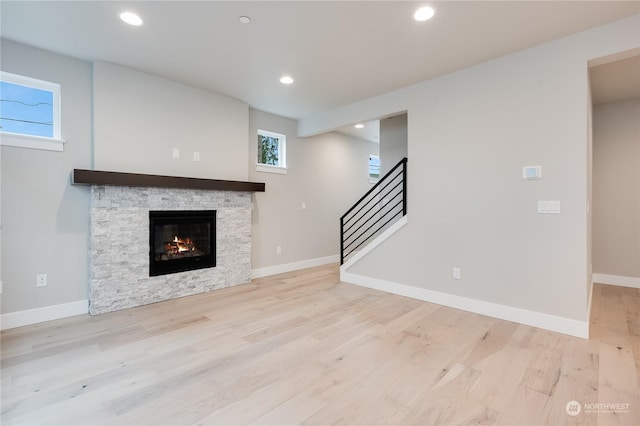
xmin=72 ymin=169 xmax=265 ymax=192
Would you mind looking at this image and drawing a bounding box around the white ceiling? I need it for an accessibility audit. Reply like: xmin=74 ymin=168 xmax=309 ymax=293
xmin=2 ymin=1 xmax=639 ymax=120
xmin=336 ymin=120 xmax=380 ymax=143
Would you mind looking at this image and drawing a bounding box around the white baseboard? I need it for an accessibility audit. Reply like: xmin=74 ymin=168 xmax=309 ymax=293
xmin=592 ymin=273 xmax=640 ymax=289
xmin=251 ymin=255 xmax=339 ymax=279
xmin=340 ymin=271 xmax=589 ymax=339
xmin=1 ymin=299 xmax=89 ymax=331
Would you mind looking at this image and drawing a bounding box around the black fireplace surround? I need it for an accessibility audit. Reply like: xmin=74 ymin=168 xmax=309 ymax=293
xmin=149 ymin=210 xmax=216 ymax=276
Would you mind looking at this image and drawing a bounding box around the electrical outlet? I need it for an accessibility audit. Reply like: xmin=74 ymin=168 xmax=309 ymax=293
xmin=193 ymin=152 xmax=200 ymax=162
xmin=452 ymin=267 xmax=461 ymax=280
xmin=301 ymin=202 xmax=307 ymax=210
xmin=36 ymin=274 xmax=48 ymax=287
xmin=0 ymin=280 xmax=3 ymax=294
xmin=172 ymin=148 xmax=180 ymax=159
xmin=276 ymin=246 xmax=282 ymax=255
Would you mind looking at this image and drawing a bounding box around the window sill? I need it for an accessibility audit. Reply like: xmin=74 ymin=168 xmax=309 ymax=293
xmin=256 ymin=164 xmax=288 ymax=175
xmin=369 ymin=178 xmax=380 ymax=184
xmin=0 ymin=132 xmax=65 ymax=152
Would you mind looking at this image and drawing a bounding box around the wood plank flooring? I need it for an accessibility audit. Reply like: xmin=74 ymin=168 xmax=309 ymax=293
xmin=1 ymin=265 xmax=639 ymax=425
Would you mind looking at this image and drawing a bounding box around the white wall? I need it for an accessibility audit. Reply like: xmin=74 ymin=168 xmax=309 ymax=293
xmin=379 ymin=113 xmax=407 ymax=175
xmin=93 ymin=61 xmax=249 ymax=181
xmin=593 ymin=99 xmax=640 ymax=278
xmin=299 ymin=15 xmax=640 ymax=328
xmin=249 ymin=109 xmax=377 ymax=271
xmin=1 ymin=40 xmax=92 ymax=314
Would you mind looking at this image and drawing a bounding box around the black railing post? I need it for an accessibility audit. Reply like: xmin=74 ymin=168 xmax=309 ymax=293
xmin=340 ymin=218 xmax=344 ymax=265
xmin=402 ymin=158 xmax=407 ymax=216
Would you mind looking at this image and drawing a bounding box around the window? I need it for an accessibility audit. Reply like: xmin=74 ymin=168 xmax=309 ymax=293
xmin=0 ymin=71 xmax=63 ymax=151
xmin=369 ymin=154 xmax=380 ymax=183
xmin=256 ymin=129 xmax=287 ymax=174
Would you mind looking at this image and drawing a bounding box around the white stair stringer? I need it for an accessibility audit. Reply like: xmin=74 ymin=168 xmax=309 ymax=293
xmin=340 ymin=215 xmax=408 ymax=274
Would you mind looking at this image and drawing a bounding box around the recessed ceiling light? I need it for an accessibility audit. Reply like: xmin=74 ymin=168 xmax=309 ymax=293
xmin=280 ymin=76 xmax=294 ymax=85
xmin=414 ymin=6 xmax=435 ymax=22
xmin=120 ymin=11 xmax=143 ymax=26
xmin=239 ymin=16 xmax=251 ymax=24
xmin=354 ymin=124 xmax=365 ymax=129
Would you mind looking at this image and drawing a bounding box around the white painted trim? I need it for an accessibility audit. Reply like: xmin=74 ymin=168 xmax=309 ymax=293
xmin=251 ymin=255 xmax=339 ymax=279
xmin=1 ymin=299 xmax=88 ymax=330
xmin=255 ymin=163 xmax=288 ymax=175
xmin=340 ymin=271 xmax=589 ymax=339
xmin=342 ymin=216 xmax=408 ymax=270
xmin=592 ymin=273 xmax=640 ymax=289
xmin=0 ymin=133 xmax=65 ymax=151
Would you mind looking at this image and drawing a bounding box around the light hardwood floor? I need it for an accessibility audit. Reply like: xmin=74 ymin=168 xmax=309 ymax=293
xmin=1 ymin=265 xmax=639 ymax=425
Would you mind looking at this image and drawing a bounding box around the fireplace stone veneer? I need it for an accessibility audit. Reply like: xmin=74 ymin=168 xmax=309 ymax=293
xmin=89 ymin=185 xmax=251 ymax=315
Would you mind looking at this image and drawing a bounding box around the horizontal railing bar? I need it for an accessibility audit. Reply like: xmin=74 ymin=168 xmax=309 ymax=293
xmin=343 ymin=197 xmax=404 ymax=252
xmin=342 ymin=170 xmax=402 ymax=228
xmin=340 ymin=158 xmax=407 ymax=222
xmin=343 ymin=205 xmax=403 ymax=248
xmin=343 ymin=187 xmax=404 ymax=243
xmin=342 ymin=168 xmax=402 ymax=227
xmin=343 ymin=197 xmax=403 ymax=249
xmin=344 ymin=208 xmax=404 ymax=260
xmin=342 ymin=178 xmax=404 ymax=237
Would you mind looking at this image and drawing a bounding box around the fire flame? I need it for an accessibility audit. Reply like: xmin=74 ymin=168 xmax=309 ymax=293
xmin=172 ymin=236 xmax=193 ymax=252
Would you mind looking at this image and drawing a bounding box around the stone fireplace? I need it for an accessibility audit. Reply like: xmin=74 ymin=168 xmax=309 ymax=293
xmin=73 ymin=169 xmax=264 ymax=315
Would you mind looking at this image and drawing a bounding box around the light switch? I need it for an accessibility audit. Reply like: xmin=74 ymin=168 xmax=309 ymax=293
xmin=193 ymin=152 xmax=200 ymax=162
xmin=523 ymin=166 xmax=542 ymax=180
xmin=538 ymin=200 xmax=560 ymax=214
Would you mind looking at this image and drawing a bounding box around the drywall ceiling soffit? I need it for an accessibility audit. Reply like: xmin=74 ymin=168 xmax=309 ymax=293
xmin=1 ymin=1 xmax=639 ymax=119
xmin=590 ymin=54 xmax=640 ymax=106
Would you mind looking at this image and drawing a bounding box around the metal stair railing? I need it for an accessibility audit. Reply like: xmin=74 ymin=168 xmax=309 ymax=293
xmin=340 ymin=157 xmax=407 ymax=265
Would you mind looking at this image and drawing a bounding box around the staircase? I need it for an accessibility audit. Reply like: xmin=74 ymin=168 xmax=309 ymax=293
xmin=340 ymin=157 xmax=407 ymax=265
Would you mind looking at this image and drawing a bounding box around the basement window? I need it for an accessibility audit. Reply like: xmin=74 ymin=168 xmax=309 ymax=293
xmin=256 ymin=129 xmax=287 ymax=174
xmin=0 ymin=71 xmax=63 ymax=151
xmin=369 ymin=154 xmax=380 ymax=183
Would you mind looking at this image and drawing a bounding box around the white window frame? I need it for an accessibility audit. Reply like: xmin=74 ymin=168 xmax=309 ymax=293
xmin=0 ymin=71 xmax=64 ymax=151
xmin=369 ymin=154 xmax=380 ymax=183
xmin=256 ymin=129 xmax=287 ymax=174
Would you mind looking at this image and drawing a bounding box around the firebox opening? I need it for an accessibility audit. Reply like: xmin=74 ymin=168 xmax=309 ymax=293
xmin=149 ymin=210 xmax=216 ymax=276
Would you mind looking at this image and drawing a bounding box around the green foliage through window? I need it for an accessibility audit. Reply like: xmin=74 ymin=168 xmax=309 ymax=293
xmin=257 ymin=129 xmax=286 ymax=169
xmin=259 ymin=135 xmax=279 ymax=166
